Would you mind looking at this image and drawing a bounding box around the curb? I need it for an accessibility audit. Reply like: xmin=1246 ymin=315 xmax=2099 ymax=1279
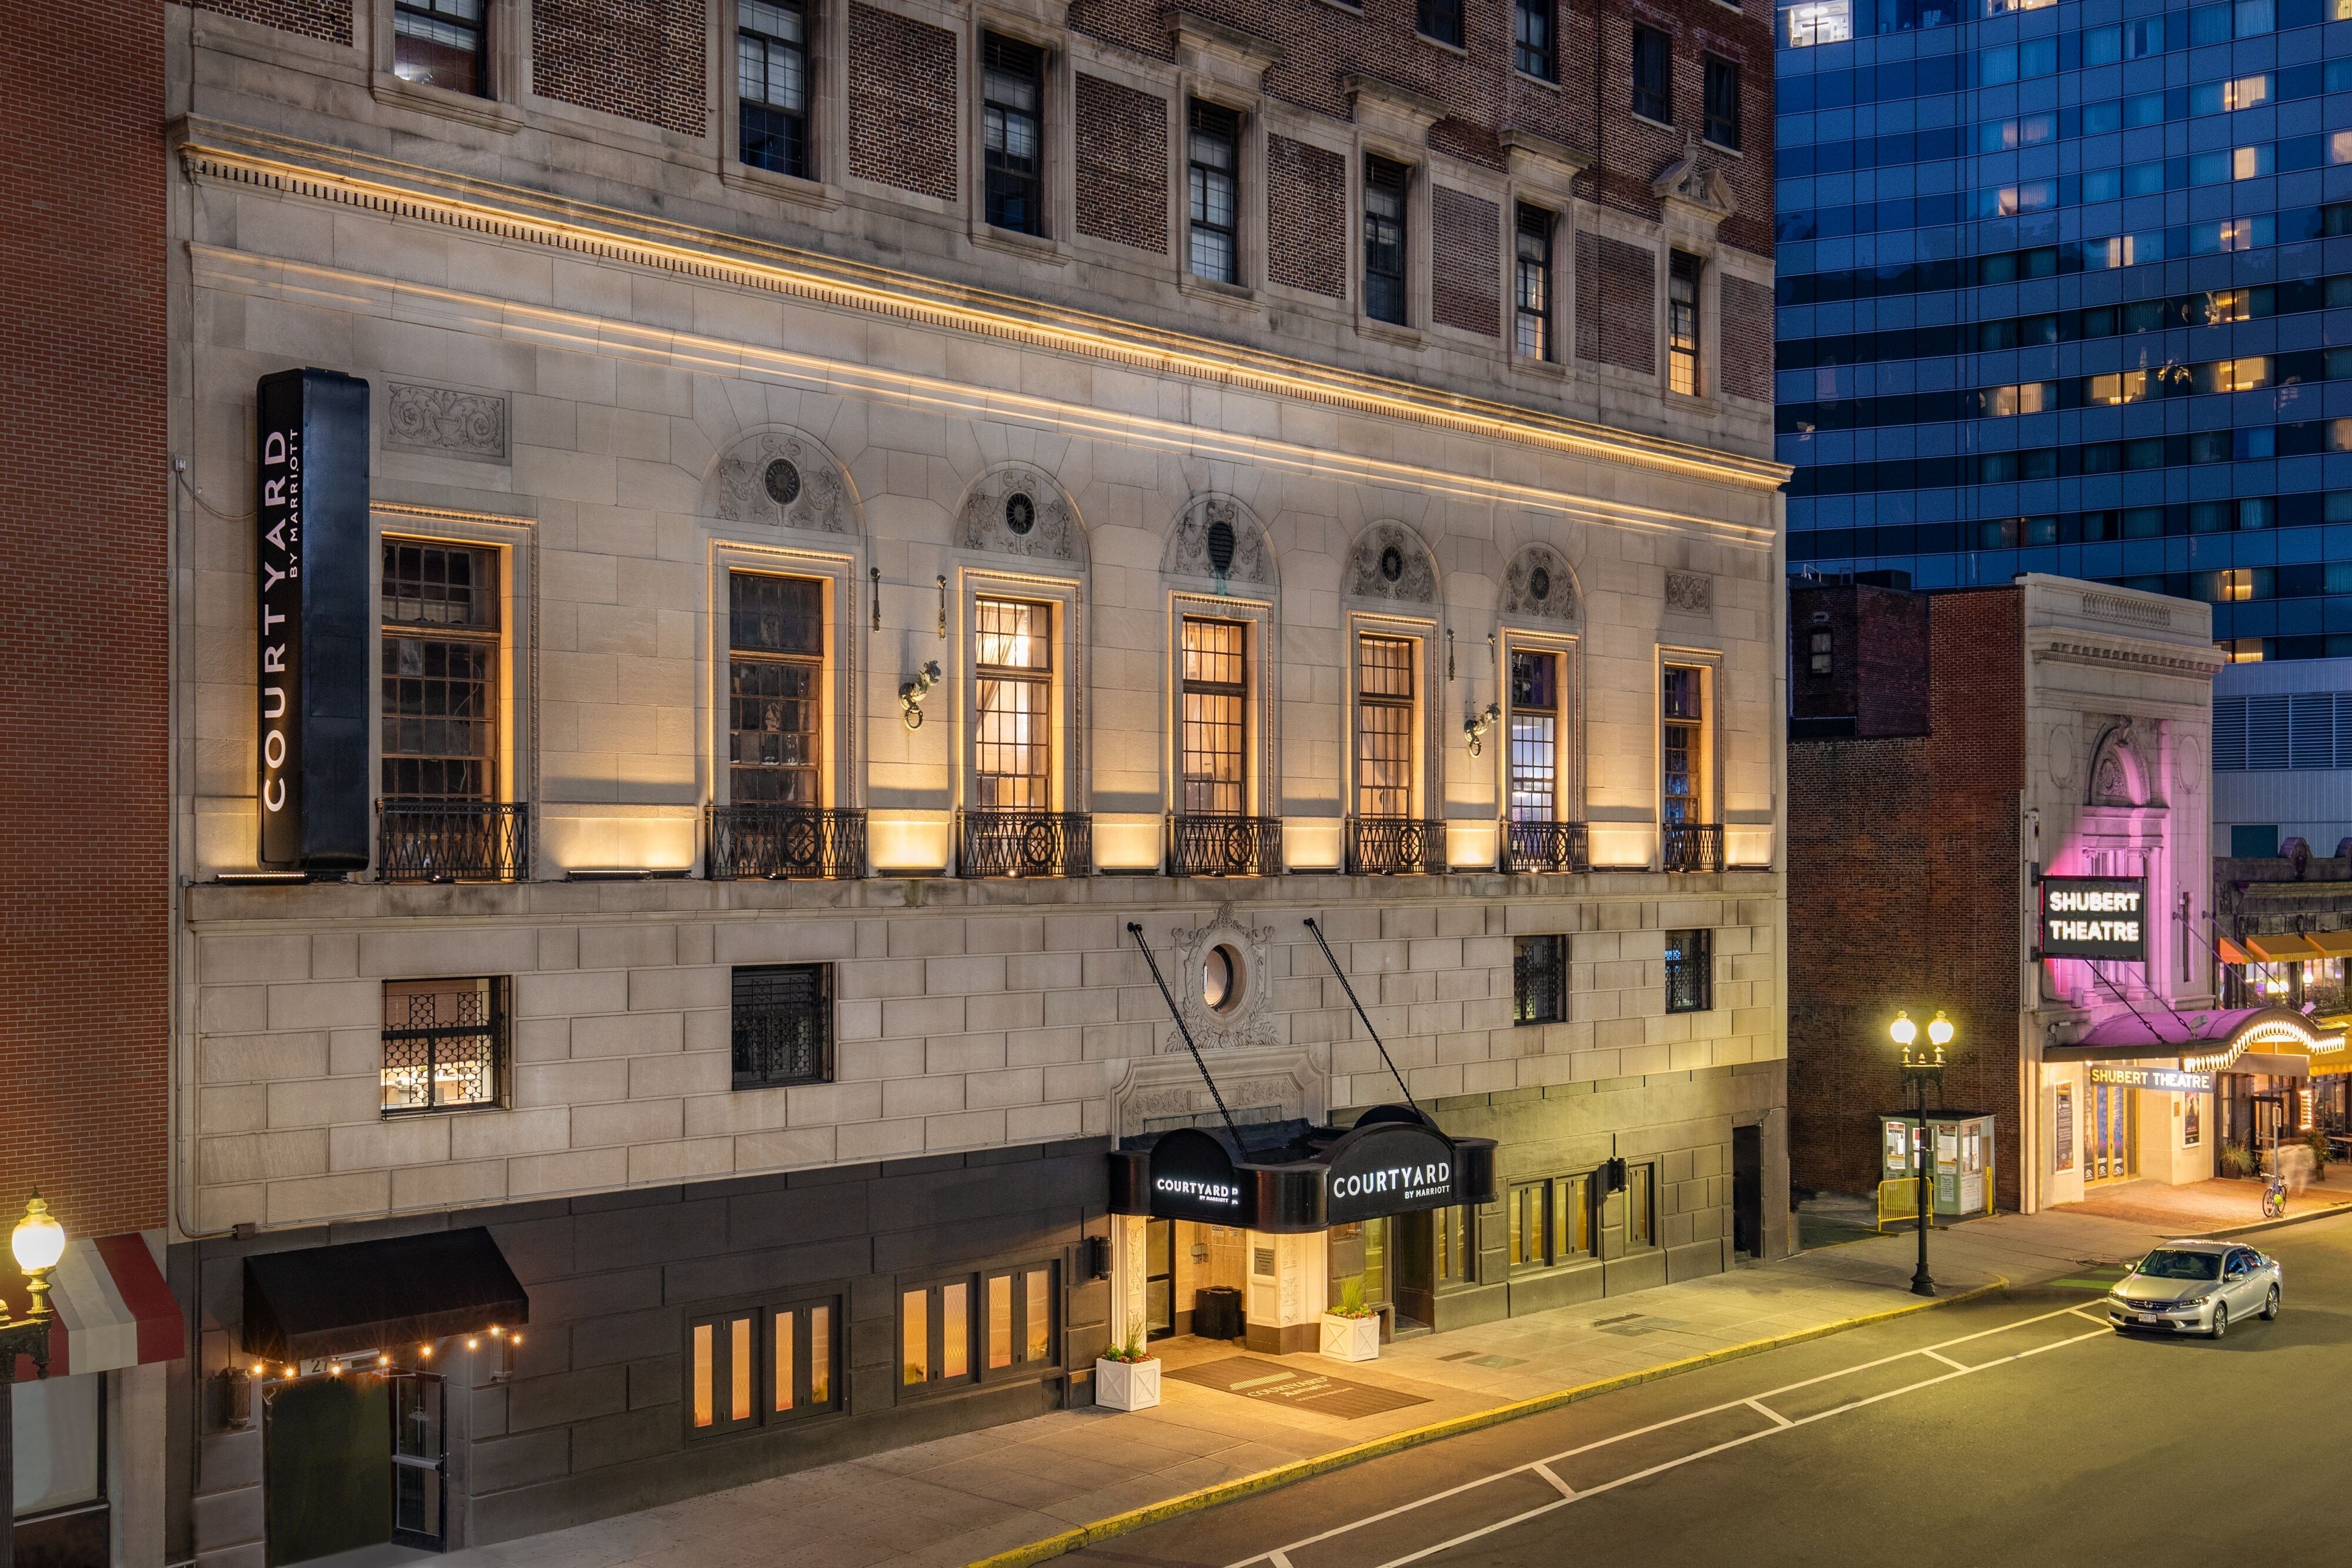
xmin=964 ymin=1273 xmax=2011 ymax=1568
xmin=2203 ymin=1198 xmax=2352 ymax=1241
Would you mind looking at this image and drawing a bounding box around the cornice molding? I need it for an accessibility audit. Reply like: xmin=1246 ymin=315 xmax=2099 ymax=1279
xmin=2032 ymin=637 xmax=2229 ymax=677
xmin=172 ymin=118 xmax=1788 ymax=497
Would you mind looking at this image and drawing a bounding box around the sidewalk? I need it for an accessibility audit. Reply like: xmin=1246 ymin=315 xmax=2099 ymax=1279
xmin=420 ymin=1206 xmax=2173 ymax=1568
xmin=2053 ymin=1168 xmax=2352 ymax=1233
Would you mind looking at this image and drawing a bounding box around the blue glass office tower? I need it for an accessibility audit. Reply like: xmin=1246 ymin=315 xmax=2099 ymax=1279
xmin=1774 ymin=0 xmax=2352 ymax=660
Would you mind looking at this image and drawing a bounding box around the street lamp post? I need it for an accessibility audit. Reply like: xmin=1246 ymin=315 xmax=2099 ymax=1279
xmin=1 ymin=1192 xmax=67 ymax=1568
xmin=1889 ymin=1012 xmax=1953 ymax=1297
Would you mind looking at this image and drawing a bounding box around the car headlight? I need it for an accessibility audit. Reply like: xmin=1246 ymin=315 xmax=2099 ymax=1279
xmin=2178 ymin=1295 xmax=2209 ymax=1309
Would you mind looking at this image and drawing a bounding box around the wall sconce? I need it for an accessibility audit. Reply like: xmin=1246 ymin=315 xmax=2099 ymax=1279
xmin=900 ymin=660 xmax=941 ymax=729
xmin=868 ymin=566 xmax=881 ymax=632
xmin=936 ymin=575 xmax=948 ymax=638
xmin=1465 ymin=701 xmax=1500 ymax=756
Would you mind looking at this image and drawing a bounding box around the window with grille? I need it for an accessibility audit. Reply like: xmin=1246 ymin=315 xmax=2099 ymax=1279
xmin=1364 ymin=156 xmax=1409 ymax=326
xmin=1418 ymin=0 xmax=1464 ymax=46
xmin=1668 ymin=250 xmax=1703 ymax=396
xmin=1665 ymin=929 xmax=1713 ymax=1014
xmin=1357 ymin=634 xmax=1416 ymax=817
xmin=1181 ymin=617 xmax=1247 ymax=815
xmin=974 ymin=599 xmax=1052 ymax=808
xmin=1514 ymin=205 xmax=1555 ymax=360
xmin=689 ymin=1295 xmax=839 ymax=1439
xmin=1514 ymin=935 xmax=1567 ymax=1025
xmin=1515 ymin=0 xmax=1556 ymax=80
xmin=1662 ymin=666 xmax=1703 ymax=824
xmin=1632 ymin=26 xmax=1671 ymax=123
xmin=729 ymin=573 xmax=824 ymax=805
xmin=381 ymin=541 xmax=499 ymax=802
xmin=1509 ymin=650 xmax=1560 ymax=821
xmin=732 ymin=964 xmax=833 ymax=1088
xmin=380 ymin=977 xmax=505 ymax=1114
xmin=1702 ymin=55 xmax=1740 ymax=150
xmin=1188 ymin=101 xmax=1241 ymax=284
xmin=393 ymin=0 xmax=486 ymax=96
xmin=983 ymin=34 xmax=1045 ymax=236
xmin=739 ymin=0 xmax=810 ymax=178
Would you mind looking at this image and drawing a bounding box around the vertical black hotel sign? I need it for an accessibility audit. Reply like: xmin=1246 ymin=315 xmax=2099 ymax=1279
xmin=256 ymin=369 xmax=372 ymax=870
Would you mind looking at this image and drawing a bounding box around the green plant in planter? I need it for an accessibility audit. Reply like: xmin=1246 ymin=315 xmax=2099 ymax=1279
xmin=1101 ymin=1318 xmax=1152 ymax=1363
xmin=2220 ymin=1144 xmax=2257 ymax=1179
xmin=2308 ymin=1128 xmax=2331 ymax=1178
xmin=1331 ymin=1278 xmax=1377 ymax=1320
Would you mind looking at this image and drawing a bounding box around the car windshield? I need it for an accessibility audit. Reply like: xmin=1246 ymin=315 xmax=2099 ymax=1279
xmin=2137 ymin=1249 xmax=2222 ymax=1282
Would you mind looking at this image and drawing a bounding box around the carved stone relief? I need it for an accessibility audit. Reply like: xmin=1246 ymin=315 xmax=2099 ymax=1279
xmin=1162 ymin=494 xmax=1275 ymax=587
xmin=385 ymin=383 xmax=507 ymax=462
xmin=1344 ymin=521 xmax=1438 ymax=603
xmin=955 ymin=463 xmax=1085 ymax=563
xmin=1159 ymin=901 xmax=1279 ymax=1056
xmin=2086 ymin=718 xmax=2151 ymax=808
xmin=711 ymin=429 xmax=852 ymax=533
xmin=1501 ymin=543 xmax=1578 ymax=623
xmin=1664 ymin=570 xmax=1713 ymax=616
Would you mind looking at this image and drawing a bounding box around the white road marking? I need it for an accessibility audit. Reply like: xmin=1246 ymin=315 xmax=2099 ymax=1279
xmin=1221 ymin=1303 xmax=2116 ymax=1568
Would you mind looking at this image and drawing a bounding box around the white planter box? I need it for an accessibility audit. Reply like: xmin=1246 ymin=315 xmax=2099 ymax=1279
xmin=1321 ymin=1313 xmax=1381 ymax=1363
xmin=1094 ymin=1356 xmax=1161 ymax=1411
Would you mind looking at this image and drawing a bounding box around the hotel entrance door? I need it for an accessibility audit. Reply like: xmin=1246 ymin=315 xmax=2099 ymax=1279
xmin=2086 ymin=1081 xmax=2136 ymax=1183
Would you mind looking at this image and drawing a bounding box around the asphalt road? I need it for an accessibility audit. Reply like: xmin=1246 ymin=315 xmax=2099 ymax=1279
xmin=1070 ymin=1213 xmax=2352 ymax=1568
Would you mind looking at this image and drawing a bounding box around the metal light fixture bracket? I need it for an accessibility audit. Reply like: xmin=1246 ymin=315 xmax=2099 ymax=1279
xmin=1465 ymin=701 xmax=1501 ymax=757
xmin=900 ymin=659 xmax=941 ymax=729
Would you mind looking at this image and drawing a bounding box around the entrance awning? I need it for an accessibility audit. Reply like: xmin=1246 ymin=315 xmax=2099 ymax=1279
xmin=4 ymin=1231 xmax=185 ymax=1380
xmin=2307 ymin=930 xmax=2352 ymax=958
xmin=2044 ymin=1004 xmax=2347 ymax=1076
xmin=242 ymin=1227 xmax=529 ymax=1362
xmin=1108 ymin=1106 xmax=1498 ymax=1233
xmin=2246 ymin=934 xmax=2324 ymax=963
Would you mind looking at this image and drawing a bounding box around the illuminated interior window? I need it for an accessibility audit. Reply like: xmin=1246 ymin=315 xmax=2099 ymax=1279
xmin=1782 ymin=0 xmax=1852 ymax=45
xmin=974 ymin=598 xmax=1051 ymax=810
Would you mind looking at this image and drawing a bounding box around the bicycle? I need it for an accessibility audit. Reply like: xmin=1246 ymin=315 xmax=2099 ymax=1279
xmin=2261 ymin=1170 xmax=2288 ymax=1219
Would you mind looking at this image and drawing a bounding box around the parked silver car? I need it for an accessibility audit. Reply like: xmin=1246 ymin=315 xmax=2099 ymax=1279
xmin=2107 ymin=1241 xmax=2281 ymax=1338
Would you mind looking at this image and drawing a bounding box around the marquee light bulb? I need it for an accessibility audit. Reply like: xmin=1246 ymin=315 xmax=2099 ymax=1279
xmin=1889 ymin=1011 xmax=1917 ymax=1048
xmin=466 ymin=1337 xmax=479 ymax=1351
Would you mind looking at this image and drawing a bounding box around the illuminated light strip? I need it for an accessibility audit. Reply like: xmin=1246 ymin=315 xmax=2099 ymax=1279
xmin=373 ymin=500 xmax=535 ymax=529
xmin=190 ymin=245 xmax=1778 ymax=550
xmin=176 ymin=131 xmax=1790 ymax=498
xmin=2181 ymin=1018 xmax=2349 ymax=1073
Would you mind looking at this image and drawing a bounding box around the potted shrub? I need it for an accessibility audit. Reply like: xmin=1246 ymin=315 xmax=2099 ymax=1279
xmin=1321 ymin=1279 xmax=1381 ymax=1363
xmin=1094 ymin=1319 xmax=1160 ymax=1412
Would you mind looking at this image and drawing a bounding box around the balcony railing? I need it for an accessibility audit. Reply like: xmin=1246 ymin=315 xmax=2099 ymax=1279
xmin=1169 ymin=814 xmax=1285 ymax=877
xmin=707 ymin=805 xmax=868 ymax=880
xmin=1345 ymin=816 xmax=1448 ymax=875
xmin=957 ymin=810 xmax=1093 ymax=878
xmin=377 ymin=800 xmax=530 ymax=883
xmin=1661 ymin=822 xmax=1726 ymax=874
xmin=1501 ymin=820 xmax=1590 ymax=875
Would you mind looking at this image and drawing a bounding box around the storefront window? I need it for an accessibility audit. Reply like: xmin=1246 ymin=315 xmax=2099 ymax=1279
xmin=1626 ymin=1163 xmax=1656 ymax=1249
xmin=1508 ymin=1176 xmax=1592 ymax=1269
xmin=1328 ymin=1219 xmax=1389 ymax=1308
xmin=12 ymin=1372 xmax=101 ymax=1516
xmin=984 ymin=1264 xmax=1055 ymax=1372
xmin=1436 ymin=1205 xmax=1471 ymax=1283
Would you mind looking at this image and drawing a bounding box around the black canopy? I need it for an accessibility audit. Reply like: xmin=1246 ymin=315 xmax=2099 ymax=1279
xmin=242 ymin=1226 xmax=529 ymax=1362
xmin=1108 ymin=1107 xmax=1498 ymax=1233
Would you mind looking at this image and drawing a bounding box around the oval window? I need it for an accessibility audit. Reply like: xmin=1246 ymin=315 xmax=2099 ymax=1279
xmin=1202 ymin=945 xmax=1241 ymax=1013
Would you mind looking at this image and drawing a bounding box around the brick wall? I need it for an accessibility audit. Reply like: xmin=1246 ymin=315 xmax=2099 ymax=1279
xmin=532 ymin=0 xmax=707 ymax=137
xmin=2 ymin=0 xmax=169 ymax=1237
xmin=1431 ymin=186 xmax=1499 ymax=338
xmin=847 ymin=2 xmax=959 ymax=201
xmin=1576 ymin=232 xmax=1654 ymax=375
xmin=1719 ymin=273 xmax=1774 ymax=404
xmin=1593 ymin=4 xmax=1774 ymax=258
xmin=178 ymin=0 xmax=353 ymax=46
xmin=1267 ymin=133 xmax=1344 ymax=297
xmin=1074 ymin=75 xmax=1167 ymax=254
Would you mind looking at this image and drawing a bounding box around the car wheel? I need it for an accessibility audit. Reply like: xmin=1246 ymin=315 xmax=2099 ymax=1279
xmin=2263 ymin=1285 xmax=2281 ymax=1320
xmin=2211 ymin=1303 xmax=2229 ymax=1340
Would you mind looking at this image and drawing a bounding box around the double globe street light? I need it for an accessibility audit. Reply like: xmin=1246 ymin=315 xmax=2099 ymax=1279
xmin=1889 ymin=1010 xmax=1954 ymax=1297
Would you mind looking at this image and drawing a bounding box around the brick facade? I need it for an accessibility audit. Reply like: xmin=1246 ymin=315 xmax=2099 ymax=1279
xmin=2 ymin=0 xmax=169 ymax=1237
xmin=1267 ymin=133 xmax=1344 ymax=297
xmin=1431 ymin=185 xmax=1499 ymax=339
xmin=532 ymin=0 xmax=707 ymax=137
xmin=178 ymin=0 xmax=354 ymax=46
xmin=1719 ymin=273 xmax=1775 ymax=406
xmin=847 ymin=2 xmax=960 ymax=201
xmin=1074 ymin=73 xmax=1167 ymax=254
xmin=1578 ymin=231 xmax=1655 ymax=375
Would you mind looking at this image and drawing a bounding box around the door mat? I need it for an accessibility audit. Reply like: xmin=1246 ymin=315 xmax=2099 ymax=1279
xmin=1165 ymin=1358 xmax=1430 ymax=1419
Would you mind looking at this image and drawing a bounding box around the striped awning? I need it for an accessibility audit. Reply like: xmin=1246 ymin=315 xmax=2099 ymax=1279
xmin=5 ymin=1231 xmax=184 ymax=1380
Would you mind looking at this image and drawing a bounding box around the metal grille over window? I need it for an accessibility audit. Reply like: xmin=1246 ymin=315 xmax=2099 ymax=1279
xmin=393 ymin=0 xmax=486 ymax=96
xmin=983 ymin=35 xmax=1045 ymax=236
xmin=381 ymin=978 xmax=505 ymax=1113
xmin=1514 ymin=934 xmax=1567 ymax=1025
xmin=1515 ymin=206 xmax=1554 ymax=360
xmin=1364 ymin=157 xmax=1409 ymax=326
xmin=1668 ymin=250 xmax=1703 ymax=396
xmin=1188 ymin=101 xmax=1240 ymax=284
xmin=731 ymin=964 xmax=833 ymax=1089
xmin=1665 ymin=929 xmax=1713 ymax=1014
xmin=974 ymin=599 xmax=1051 ymax=809
xmin=739 ymin=0 xmax=810 ymax=178
xmin=729 ymin=573 xmax=824 ymax=806
xmin=1357 ymin=634 xmax=1415 ymax=818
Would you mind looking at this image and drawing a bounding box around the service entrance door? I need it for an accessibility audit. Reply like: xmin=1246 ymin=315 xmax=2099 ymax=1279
xmin=262 ymin=1375 xmax=393 ymax=1567
xmin=389 ymin=1372 xmax=448 ymax=1550
xmin=1732 ymin=1125 xmax=1763 ymax=1258
xmin=2086 ymin=1082 xmax=2137 ymax=1183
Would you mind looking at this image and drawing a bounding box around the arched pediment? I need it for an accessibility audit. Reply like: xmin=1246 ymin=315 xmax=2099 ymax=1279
xmin=2087 ymin=719 xmax=2153 ymax=808
xmin=954 ymin=462 xmax=1086 ymax=566
xmin=705 ymin=426 xmax=857 ymax=534
xmin=1162 ymin=494 xmax=1275 ymax=589
xmin=1500 ymin=543 xmax=1578 ymax=624
xmin=1344 ymin=520 xmax=1438 ymax=604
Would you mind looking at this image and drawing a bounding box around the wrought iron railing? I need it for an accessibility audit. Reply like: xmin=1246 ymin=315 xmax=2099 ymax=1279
xmin=1661 ymin=822 xmax=1725 ymax=874
xmin=1345 ymin=816 xmax=1448 ymax=875
xmin=1501 ymin=820 xmax=1590 ymax=875
xmin=706 ymin=805 xmax=868 ymax=880
xmin=377 ymin=800 xmax=530 ymax=883
xmin=1169 ymin=815 xmax=1285 ymax=877
xmin=957 ymin=810 xmax=1093 ymax=878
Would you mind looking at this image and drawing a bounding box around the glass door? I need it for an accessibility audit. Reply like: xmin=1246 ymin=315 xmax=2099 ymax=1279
xmin=2086 ymin=1084 xmax=2137 ymax=1183
xmin=1144 ymin=1219 xmax=1175 ymax=1340
xmin=388 ymin=1372 xmax=446 ymax=1551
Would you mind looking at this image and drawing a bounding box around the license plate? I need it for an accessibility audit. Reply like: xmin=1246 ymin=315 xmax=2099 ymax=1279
xmin=2139 ymin=1313 xmax=2164 ymax=1324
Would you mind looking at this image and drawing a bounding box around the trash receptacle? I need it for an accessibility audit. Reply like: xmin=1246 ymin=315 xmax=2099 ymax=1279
xmin=1192 ymin=1285 xmax=1242 ymax=1340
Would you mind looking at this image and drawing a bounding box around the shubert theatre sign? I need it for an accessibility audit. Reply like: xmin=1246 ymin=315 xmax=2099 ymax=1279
xmin=2039 ymin=875 xmax=2148 ymax=963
